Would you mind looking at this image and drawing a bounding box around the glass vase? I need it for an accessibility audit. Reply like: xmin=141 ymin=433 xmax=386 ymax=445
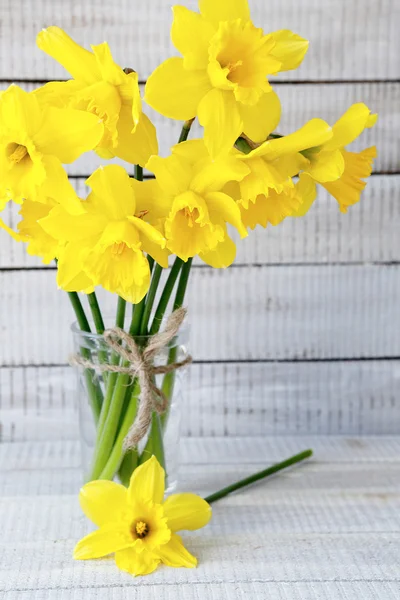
xmin=72 ymin=321 xmax=189 ymax=492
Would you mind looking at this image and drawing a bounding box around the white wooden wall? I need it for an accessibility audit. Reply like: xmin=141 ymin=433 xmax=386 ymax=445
xmin=0 ymin=0 xmax=399 ymax=441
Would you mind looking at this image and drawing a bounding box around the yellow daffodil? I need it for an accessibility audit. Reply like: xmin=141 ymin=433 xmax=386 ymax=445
xmin=74 ymin=456 xmax=211 ymax=577
xmin=299 ymin=103 xmax=378 ymax=213
xmin=36 ymin=27 xmax=158 ymax=166
xmin=145 ymin=0 xmax=308 ymax=157
xmin=40 ymin=165 xmax=167 ymax=302
xmin=0 ymin=85 xmax=103 ymax=204
xmin=144 ymin=139 xmax=249 ymax=267
xmin=228 ymin=119 xmax=332 ymax=229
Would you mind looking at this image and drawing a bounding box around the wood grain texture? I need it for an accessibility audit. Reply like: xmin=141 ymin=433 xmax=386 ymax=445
xmin=0 ymin=81 xmax=397 ymax=174
xmin=0 ymin=264 xmax=398 ymax=365
xmin=1 ymin=360 xmax=399 ymax=442
xmin=1 ymin=174 xmax=399 ymax=269
xmin=0 ymin=436 xmax=399 ymax=598
xmin=0 ymin=0 xmax=398 ymax=81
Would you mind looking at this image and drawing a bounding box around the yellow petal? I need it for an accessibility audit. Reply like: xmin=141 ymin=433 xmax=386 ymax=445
xmin=145 ymin=57 xmax=211 ymax=120
xmin=56 ymin=242 xmax=94 ymax=292
xmin=127 ymin=455 xmax=165 ymax=507
xmin=112 ymin=107 xmax=158 ymax=168
xmin=155 ymin=533 xmax=197 ymax=568
xmin=79 ymin=480 xmax=128 ymax=527
xmin=18 ymin=199 xmax=60 ymax=264
xmin=325 ymin=103 xmax=378 ymax=151
xmin=238 ymin=156 xmax=294 ymax=201
xmin=291 ymin=173 xmax=318 ymax=217
xmin=130 ymin=178 xmax=170 ymax=224
xmin=39 ymin=205 xmax=106 ymax=242
xmin=75 ymin=80 xmax=121 ymax=150
xmin=305 ymin=149 xmax=345 ymax=183
xmin=86 ymin=165 xmax=136 ymax=220
xmin=199 ymin=0 xmax=250 ymax=23
xmin=172 ymin=139 xmax=210 ymax=165
xmin=115 ymin=547 xmax=160 ymax=576
xmin=250 ymin=118 xmax=333 ymax=161
xmin=200 ymin=234 xmax=236 ymax=268
xmin=40 ymin=156 xmax=85 ymax=215
xmin=0 ymin=85 xmax=41 ymax=137
xmin=269 ymin=30 xmax=309 ymax=71
xmin=240 ymin=187 xmax=302 ymax=229
xmin=37 ymin=26 xmax=99 ymax=85
xmin=172 ymin=6 xmax=215 ymax=70
xmin=146 ymin=153 xmax=191 ymax=197
xmin=240 ymin=90 xmax=281 ymax=142
xmin=91 ymin=42 xmax=125 ymax=86
xmin=33 ymin=80 xmax=85 ymax=108
xmin=163 ymin=493 xmax=212 ymax=532
xmin=127 ymin=216 xmax=168 ymax=268
xmin=35 ymin=106 xmax=103 ymax=163
xmin=0 ymin=216 xmax=23 ymax=242
xmin=73 ymin=524 xmax=132 ymax=560
xmin=322 ymin=147 xmax=376 ymax=213
xmin=198 ymin=89 xmax=243 ymax=158
xmin=190 ymin=155 xmax=250 ymax=195
xmin=205 ymin=191 xmax=247 ymax=238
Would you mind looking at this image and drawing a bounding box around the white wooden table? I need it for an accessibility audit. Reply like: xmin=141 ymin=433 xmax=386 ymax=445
xmin=1 ymin=435 xmax=399 ymax=599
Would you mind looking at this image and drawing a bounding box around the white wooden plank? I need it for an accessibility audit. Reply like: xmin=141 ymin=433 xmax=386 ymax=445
xmin=0 ymin=0 xmax=398 ymax=81
xmin=0 ymin=82 xmax=396 ymax=174
xmin=1 ymin=360 xmax=399 ymax=442
xmin=0 ymin=265 xmax=398 ymax=365
xmin=1 ymin=174 xmax=399 ymax=269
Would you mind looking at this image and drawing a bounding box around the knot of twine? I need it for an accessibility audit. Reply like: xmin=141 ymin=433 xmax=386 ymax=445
xmin=70 ymin=307 xmax=192 ymax=450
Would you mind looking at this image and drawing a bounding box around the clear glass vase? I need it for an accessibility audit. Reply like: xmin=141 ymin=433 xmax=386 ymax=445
xmin=72 ymin=321 xmax=189 ymax=492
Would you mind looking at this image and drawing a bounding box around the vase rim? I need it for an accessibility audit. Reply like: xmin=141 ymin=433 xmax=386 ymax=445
xmin=70 ymin=318 xmax=189 ymax=341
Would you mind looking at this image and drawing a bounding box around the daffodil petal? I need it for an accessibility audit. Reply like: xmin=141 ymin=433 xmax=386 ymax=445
xmin=205 ymin=191 xmax=247 ymax=238
xmin=86 ymin=165 xmax=136 ymax=220
xmin=35 ymin=106 xmax=103 ymax=163
xmin=0 ymin=216 xmax=22 ymax=242
xmin=305 ymin=149 xmax=345 ymax=183
xmin=163 ymin=492 xmax=212 ymax=532
xmin=127 ymin=455 xmax=165 ymax=507
xmin=33 ymin=79 xmax=85 ymax=108
xmin=269 ymin=30 xmax=309 ymax=71
xmin=146 ymin=153 xmax=191 ymax=197
xmin=172 ymin=6 xmax=215 ymax=70
xmin=0 ymin=85 xmax=42 ymax=137
xmin=115 ymin=547 xmax=160 ymax=576
xmin=199 ymin=0 xmax=250 ymax=23
xmin=37 ymin=27 xmax=99 ymax=84
xmin=191 ymin=156 xmax=250 ymax=195
xmin=130 ymin=179 xmax=170 ymax=224
xmin=145 ymin=57 xmax=211 ymax=120
xmin=155 ymin=533 xmax=197 ymax=569
xmin=73 ymin=524 xmax=132 ymax=560
xmin=171 ymin=139 xmax=209 ymax=164
xmin=198 ymin=89 xmax=243 ymax=158
xmin=291 ymin=174 xmax=318 ymax=217
xmin=91 ymin=42 xmax=125 ymax=86
xmin=200 ymin=235 xmax=236 ymax=268
xmin=40 ymin=156 xmax=85 ymax=215
xmin=56 ymin=242 xmax=94 ymax=292
xmin=240 ymin=90 xmax=281 ymax=142
xmin=113 ymin=107 xmax=158 ymax=167
xmin=79 ymin=480 xmax=128 ymax=527
xmin=39 ymin=205 xmax=106 ymax=242
xmin=324 ymin=103 xmax=378 ymax=151
xmin=127 ymin=216 xmax=169 ymax=268
xmin=250 ymin=118 xmax=333 ymax=160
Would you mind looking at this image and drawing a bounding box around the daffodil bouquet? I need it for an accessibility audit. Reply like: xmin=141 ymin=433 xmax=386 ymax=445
xmin=0 ymin=0 xmax=376 ymax=489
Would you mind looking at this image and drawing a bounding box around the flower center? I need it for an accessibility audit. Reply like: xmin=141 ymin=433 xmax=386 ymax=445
xmin=184 ymin=207 xmax=199 ymax=228
xmin=133 ymin=520 xmax=149 ymax=539
xmin=111 ymin=241 xmax=127 ymax=256
xmin=7 ymin=143 xmax=29 ymax=165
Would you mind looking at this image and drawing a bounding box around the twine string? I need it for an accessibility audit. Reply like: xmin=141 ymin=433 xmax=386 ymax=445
xmin=70 ymin=307 xmax=191 ymax=450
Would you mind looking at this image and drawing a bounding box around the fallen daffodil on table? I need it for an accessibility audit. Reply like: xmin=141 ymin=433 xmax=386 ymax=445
xmin=74 ymin=456 xmax=212 ymax=576
xmin=0 ymin=0 xmax=377 ymax=579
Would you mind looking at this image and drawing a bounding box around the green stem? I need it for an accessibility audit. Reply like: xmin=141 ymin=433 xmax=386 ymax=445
xmin=204 ymin=450 xmax=313 ymax=504
xmin=116 ymin=296 xmax=127 ymax=329
xmin=87 ymin=292 xmax=105 ymax=334
xmin=179 ymin=118 xmax=194 ymax=143
xmin=149 ymin=257 xmax=183 ymax=336
xmin=135 ymin=164 xmax=143 ymax=181
xmin=140 ymin=263 xmax=163 ymax=335
xmin=67 ymin=292 xmax=102 ymax=422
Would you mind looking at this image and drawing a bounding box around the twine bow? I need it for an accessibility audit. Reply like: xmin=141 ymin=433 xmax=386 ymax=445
xmin=70 ymin=307 xmax=192 ymax=450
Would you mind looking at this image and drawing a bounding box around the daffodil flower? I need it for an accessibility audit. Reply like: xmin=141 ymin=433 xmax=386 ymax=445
xmin=0 ymin=85 xmax=103 ymax=204
xmin=40 ymin=165 xmax=168 ymax=302
xmin=145 ymin=0 xmax=308 ymax=157
xmin=36 ymin=27 xmax=158 ymax=166
xmin=229 ymin=119 xmax=333 ymax=229
xmin=143 ymin=139 xmax=249 ymax=267
xmin=298 ymin=103 xmax=377 ymax=213
xmin=74 ymin=456 xmax=212 ymax=576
